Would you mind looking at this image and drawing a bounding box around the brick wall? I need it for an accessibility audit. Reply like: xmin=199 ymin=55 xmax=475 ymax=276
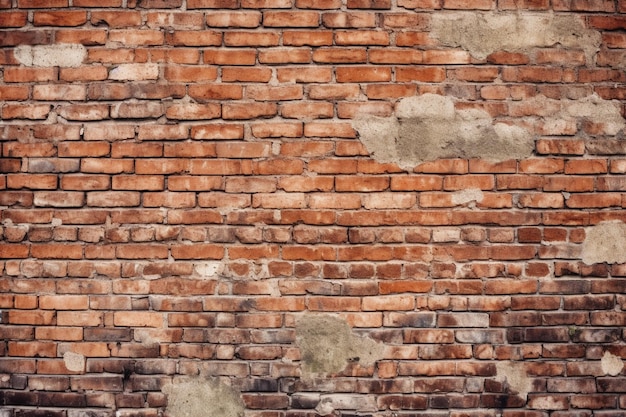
xmin=1 ymin=0 xmax=626 ymax=416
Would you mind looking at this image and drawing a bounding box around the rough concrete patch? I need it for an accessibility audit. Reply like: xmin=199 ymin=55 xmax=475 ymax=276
xmin=563 ymin=94 xmax=625 ymax=135
xmin=163 ymin=376 xmax=245 ymax=417
xmin=63 ymin=351 xmax=85 ymax=373
xmin=194 ymin=262 xmax=223 ymax=278
xmin=14 ymin=44 xmax=87 ymax=68
xmin=295 ymin=315 xmax=384 ymax=379
xmin=352 ymin=116 xmax=400 ymax=164
xmin=353 ymin=94 xmax=534 ymax=169
xmin=431 ymin=12 xmax=601 ymax=62
xmin=582 ymin=221 xmax=626 ymax=265
xmin=601 ymin=351 xmax=625 ymax=376
xmin=495 ymin=361 xmax=532 ymax=400
xmin=452 ymin=189 xmax=484 ymax=206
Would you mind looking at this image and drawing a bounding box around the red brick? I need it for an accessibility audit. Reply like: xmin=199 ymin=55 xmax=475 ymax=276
xmin=2 ymin=104 xmax=51 ymax=120
xmin=276 ymin=66 xmax=332 ymax=83
xmin=222 ymin=67 xmax=272 ymax=82
xmin=222 ymin=102 xmax=277 ymax=120
xmin=0 ymin=11 xmax=28 ymax=27
xmin=263 ymin=11 xmax=319 ymax=27
xmin=33 ymin=10 xmax=87 ymax=26
xmin=204 ymin=49 xmax=256 ymax=65
xmin=396 ymin=67 xmax=446 ymax=82
xmin=224 ymin=31 xmax=280 ymax=46
xmin=164 ymin=66 xmax=218 ymax=82
xmin=283 ymin=30 xmax=333 ymax=46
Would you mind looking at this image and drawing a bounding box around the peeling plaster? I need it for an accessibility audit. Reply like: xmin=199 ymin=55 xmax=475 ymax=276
xmin=582 ymin=221 xmax=626 ymax=265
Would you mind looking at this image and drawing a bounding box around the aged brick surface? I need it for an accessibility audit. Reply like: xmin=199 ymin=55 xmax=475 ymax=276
xmin=1 ymin=1 xmax=625 ymax=416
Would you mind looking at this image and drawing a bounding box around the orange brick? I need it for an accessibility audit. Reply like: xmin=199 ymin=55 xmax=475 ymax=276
xmin=276 ymin=66 xmax=332 ymax=83
xmin=222 ymin=102 xmax=277 ymax=120
xmin=109 ymin=29 xmax=164 ymax=46
xmin=263 ymin=11 xmax=319 ymax=27
xmin=166 ymin=103 xmax=221 ymax=120
xmin=189 ymin=84 xmax=243 ymax=101
xmin=164 ymin=65 xmax=218 ymax=82
xmin=281 ymin=102 xmax=334 ymax=119
xmin=259 ymin=47 xmax=311 ymax=64
xmin=91 ymin=10 xmax=141 ymax=27
xmin=335 ymin=30 xmax=390 ymax=45
xmin=322 ymin=11 xmax=376 ymax=27
xmin=443 ymin=0 xmax=492 ymax=9
xmin=0 ymin=11 xmax=28 ymax=27
xmin=396 ymin=66 xmax=446 ymax=82
xmin=335 ymin=66 xmax=391 ymax=83
xmin=283 ymin=30 xmax=333 ymax=46
xmin=204 ymin=49 xmax=256 ymax=65
xmin=224 ymin=31 xmax=280 ymax=46
xmin=222 ymin=67 xmax=272 ymax=82
xmin=33 ymin=10 xmax=87 ymax=26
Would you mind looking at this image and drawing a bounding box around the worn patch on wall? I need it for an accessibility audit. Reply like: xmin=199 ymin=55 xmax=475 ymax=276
xmin=63 ymin=351 xmax=85 ymax=373
xmin=431 ymin=12 xmax=601 ymax=62
xmin=353 ymin=93 xmax=625 ymax=170
xmin=162 ymin=376 xmax=245 ymax=417
xmin=353 ymin=94 xmax=534 ymax=169
xmin=495 ymin=361 xmax=532 ymax=400
xmin=582 ymin=221 xmax=626 ymax=265
xmin=601 ymin=351 xmax=625 ymax=376
xmin=14 ymin=44 xmax=87 ymax=67
xmin=295 ymin=315 xmax=384 ymax=379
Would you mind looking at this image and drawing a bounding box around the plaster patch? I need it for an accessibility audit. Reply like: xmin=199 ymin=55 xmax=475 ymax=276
xmin=353 ymin=94 xmax=534 ymax=169
xmin=14 ymin=44 xmax=86 ymax=68
xmin=109 ymin=63 xmax=159 ymax=81
xmin=495 ymin=361 xmax=532 ymax=400
xmin=295 ymin=314 xmax=384 ymax=379
xmin=353 ymin=93 xmax=625 ymax=170
xmin=194 ymin=262 xmax=223 ymax=278
xmin=63 ymin=351 xmax=85 ymax=373
xmin=431 ymin=12 xmax=601 ymax=62
xmin=582 ymin=221 xmax=626 ymax=265
xmin=163 ymin=376 xmax=245 ymax=417
xmin=601 ymin=351 xmax=625 ymax=376
xmin=452 ymin=188 xmax=484 ymax=206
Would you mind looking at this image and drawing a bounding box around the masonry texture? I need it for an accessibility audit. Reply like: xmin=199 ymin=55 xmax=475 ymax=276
xmin=1 ymin=0 xmax=626 ymax=416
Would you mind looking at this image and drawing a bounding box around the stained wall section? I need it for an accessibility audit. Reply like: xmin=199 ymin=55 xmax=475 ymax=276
xmin=1 ymin=1 xmax=626 ymax=416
